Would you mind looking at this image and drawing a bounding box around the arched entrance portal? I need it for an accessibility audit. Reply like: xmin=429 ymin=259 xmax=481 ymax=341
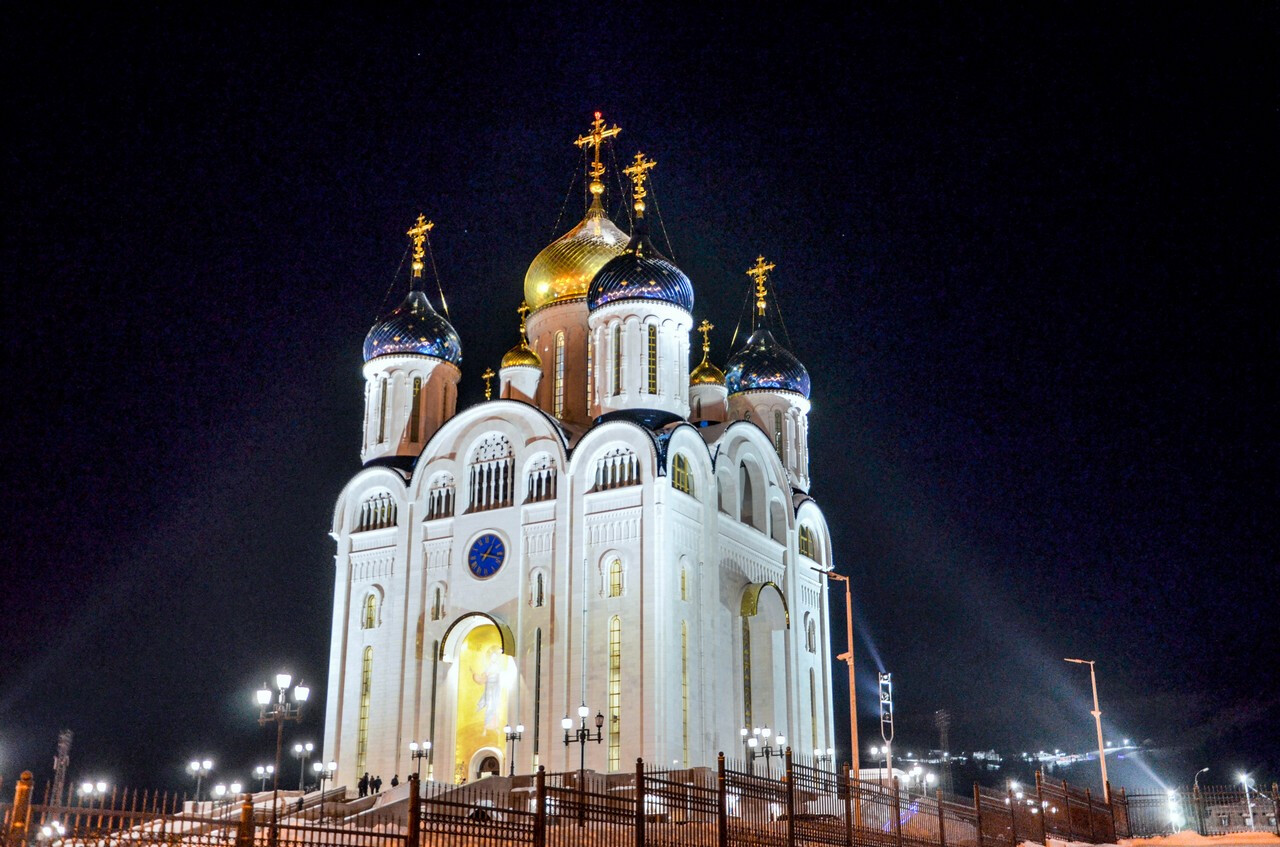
xmin=741 ymin=582 xmax=790 ymax=735
xmin=442 ymin=614 xmax=516 ymax=784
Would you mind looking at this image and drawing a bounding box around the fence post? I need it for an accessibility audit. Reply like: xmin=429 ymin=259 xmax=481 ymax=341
xmin=937 ymin=788 xmax=948 ymax=847
xmin=405 ymin=773 xmax=420 ymax=847
xmin=785 ymin=749 xmax=797 ymax=847
xmin=1007 ymin=786 xmax=1018 ymax=847
xmin=892 ymin=776 xmax=903 ymax=847
xmin=533 ymin=767 xmax=546 ymax=847
xmin=844 ymin=764 xmax=854 ymax=847
xmin=5 ymin=771 xmax=33 ymax=847
xmin=635 ymin=758 xmax=646 ymax=847
xmin=1062 ymin=780 xmax=1074 ymax=842
xmin=1035 ymin=770 xmax=1048 ymax=843
xmin=234 ymin=793 xmax=256 ymax=847
xmin=1273 ymin=784 xmax=1279 ymax=836
xmin=717 ymin=753 xmax=728 ymax=847
xmin=973 ymin=783 xmax=984 ymax=847
xmin=1085 ymin=788 xmax=1096 ymax=843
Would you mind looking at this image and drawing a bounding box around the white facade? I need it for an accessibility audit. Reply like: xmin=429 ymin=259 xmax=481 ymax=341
xmin=323 ymin=174 xmax=835 ymax=790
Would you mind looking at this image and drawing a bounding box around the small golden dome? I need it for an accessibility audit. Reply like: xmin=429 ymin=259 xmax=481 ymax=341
xmin=690 ymin=356 xmax=725 ymax=386
xmin=524 ymin=199 xmax=628 ymax=311
xmin=501 ymin=341 xmax=541 ymax=369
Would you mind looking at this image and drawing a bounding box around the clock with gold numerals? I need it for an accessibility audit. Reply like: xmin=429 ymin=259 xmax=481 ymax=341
xmin=467 ymin=533 xmax=505 ymax=579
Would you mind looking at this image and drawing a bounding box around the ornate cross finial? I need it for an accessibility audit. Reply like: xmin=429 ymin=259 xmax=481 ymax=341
xmin=574 ymin=111 xmax=621 ymax=197
xmin=407 ymin=215 xmax=435 ymax=278
xmin=747 ymin=255 xmax=776 ymax=317
xmin=623 ymin=152 xmax=657 ymax=216
xmin=516 ymin=301 xmax=531 ymax=341
xmin=697 ymin=319 xmax=715 ymax=356
xmin=481 ymin=367 xmax=495 ymax=401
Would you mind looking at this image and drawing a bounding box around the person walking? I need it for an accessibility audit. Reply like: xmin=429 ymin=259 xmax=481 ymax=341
xmin=372 ymin=775 xmax=382 ymax=793
xmin=358 ymin=772 xmax=369 ymax=798
xmin=390 ymin=775 xmax=399 ymax=788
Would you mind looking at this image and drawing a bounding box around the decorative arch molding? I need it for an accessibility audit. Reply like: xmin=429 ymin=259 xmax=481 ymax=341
xmin=740 ymin=581 xmax=791 ymax=628
xmin=438 ymin=612 xmax=516 ymax=660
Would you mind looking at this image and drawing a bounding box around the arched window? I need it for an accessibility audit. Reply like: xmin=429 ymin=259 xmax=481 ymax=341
xmin=809 ymin=668 xmax=818 ymax=755
xmin=410 ymin=376 xmax=423 ymax=442
xmin=739 ymin=464 xmax=755 ymax=526
xmin=774 ymin=410 xmax=784 ymax=458
xmin=672 ymin=453 xmax=693 ymax=495
xmin=608 ymin=558 xmax=623 ymax=597
xmin=798 ymin=526 xmax=818 ymax=560
xmin=363 ymin=593 xmax=379 ymax=629
xmin=593 ymin=447 xmax=639 ymax=491
xmin=680 ymin=566 xmax=688 ymax=601
xmin=357 ymin=647 xmax=373 ymax=774
xmin=647 ymin=325 xmax=658 ymax=394
xmin=427 ymin=474 xmax=455 ymax=520
xmin=534 ymin=572 xmax=545 ymax=607
xmin=612 ymin=324 xmax=622 ymax=395
xmin=430 ymin=585 xmax=445 ymax=621
xmin=525 ymin=454 xmax=557 ymax=503
xmin=805 ymin=615 xmax=817 ymax=653
xmin=608 ymin=616 xmax=621 ymax=771
xmin=553 ymin=331 xmax=565 ymax=419
xmin=468 ymin=434 xmax=514 ymax=512
xmin=357 ymin=492 xmax=397 ymax=531
xmin=377 ymin=378 xmax=389 ymax=444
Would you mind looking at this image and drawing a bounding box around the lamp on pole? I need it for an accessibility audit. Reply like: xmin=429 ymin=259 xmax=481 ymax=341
xmin=292 ymin=742 xmax=314 ymax=792
xmin=1193 ymin=767 xmax=1209 ymax=791
xmin=504 ymin=724 xmax=525 ymax=776
xmin=817 ymin=568 xmax=860 ymax=778
xmin=254 ymin=765 xmax=275 ymax=792
xmin=1239 ymin=773 xmax=1256 ymax=829
xmin=409 ymin=741 xmax=431 ymax=780
xmin=315 ymin=761 xmax=336 ymax=795
xmin=878 ymin=672 xmax=895 ymax=791
xmin=562 ymin=704 xmax=604 ymax=827
xmin=256 ymin=673 xmax=310 ymax=843
xmin=188 ymin=760 xmax=213 ymax=802
xmin=1064 ymin=658 xmax=1108 ymax=802
xmin=742 ymin=726 xmax=787 ymax=773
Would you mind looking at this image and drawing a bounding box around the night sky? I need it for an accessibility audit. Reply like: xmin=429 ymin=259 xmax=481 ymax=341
xmin=3 ymin=6 xmax=1274 ymax=793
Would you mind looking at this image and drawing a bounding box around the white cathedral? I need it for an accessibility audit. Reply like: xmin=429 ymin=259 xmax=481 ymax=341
xmin=321 ymin=116 xmax=836 ymax=787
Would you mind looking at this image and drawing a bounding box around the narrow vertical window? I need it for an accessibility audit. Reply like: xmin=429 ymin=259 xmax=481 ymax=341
xmin=809 ymin=668 xmax=819 ymax=755
xmin=799 ymin=526 xmax=817 ymax=560
xmin=647 ymin=325 xmax=658 ymax=394
xmin=553 ymin=331 xmax=565 ymax=419
xmin=741 ymin=618 xmax=752 ymax=729
xmin=681 ymin=620 xmax=690 ymax=766
xmin=680 ymin=567 xmax=688 ymax=601
xmin=535 ymin=573 xmax=545 ymax=607
xmin=377 ymin=378 xmax=388 ymax=443
xmin=357 ymin=647 xmax=373 ymax=775
xmin=608 ymin=558 xmax=623 ymax=597
xmin=608 ymin=615 xmax=621 ymax=771
xmin=363 ymin=593 xmax=377 ymax=629
xmin=612 ymin=324 xmax=622 ymax=395
xmin=672 ymin=454 xmax=692 ymax=494
xmin=410 ymin=377 xmax=423 ymax=442
xmin=586 ymin=339 xmax=594 ymax=408
xmin=774 ymin=410 xmax=783 ymax=457
xmin=534 ymin=628 xmax=542 ymax=764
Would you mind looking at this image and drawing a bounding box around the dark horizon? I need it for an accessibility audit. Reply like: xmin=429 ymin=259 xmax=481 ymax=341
xmin=2 ymin=6 xmax=1274 ymax=795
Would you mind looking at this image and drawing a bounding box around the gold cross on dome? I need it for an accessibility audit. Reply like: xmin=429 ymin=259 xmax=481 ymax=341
xmin=516 ymin=301 xmax=530 ymax=339
xmin=697 ymin=319 xmax=715 ymax=355
xmin=623 ymin=152 xmax=657 ymax=215
xmin=407 ymin=214 xmax=434 ymax=278
xmin=574 ymin=111 xmax=622 ymax=183
xmin=481 ymin=367 xmax=495 ymax=401
xmin=747 ymin=255 xmax=775 ymax=316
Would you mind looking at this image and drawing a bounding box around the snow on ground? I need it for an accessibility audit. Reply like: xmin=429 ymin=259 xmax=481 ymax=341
xmin=1118 ymin=831 xmax=1280 ymax=846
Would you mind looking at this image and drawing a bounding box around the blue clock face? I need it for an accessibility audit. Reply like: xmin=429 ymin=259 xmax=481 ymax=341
xmin=467 ymin=533 xmax=506 ymax=579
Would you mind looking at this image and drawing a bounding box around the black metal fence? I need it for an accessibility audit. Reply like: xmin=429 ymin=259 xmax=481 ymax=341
xmin=1123 ymin=783 xmax=1280 ymax=838
xmin=3 ymin=754 xmax=1133 ymax=847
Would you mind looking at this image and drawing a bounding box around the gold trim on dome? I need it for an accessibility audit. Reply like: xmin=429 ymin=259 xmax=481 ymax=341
xmin=501 ymin=301 xmax=543 ymax=368
xmin=690 ymin=319 xmax=724 ymax=385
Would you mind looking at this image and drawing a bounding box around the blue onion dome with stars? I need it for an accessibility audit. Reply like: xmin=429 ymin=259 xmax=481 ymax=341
xmin=724 ymin=328 xmax=810 ymax=398
xmin=363 ymin=290 xmax=462 ymax=364
xmin=363 ymin=215 xmax=463 ymax=364
xmin=587 ymin=151 xmax=694 ymax=313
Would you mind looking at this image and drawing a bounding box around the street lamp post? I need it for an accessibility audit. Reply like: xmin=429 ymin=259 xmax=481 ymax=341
xmin=823 ymin=570 xmax=860 ymax=778
xmin=1239 ymin=774 xmax=1256 ymax=830
xmin=188 ymin=760 xmax=213 ymax=802
xmin=254 ymin=765 xmax=275 ymax=793
xmin=814 ymin=748 xmax=835 ymax=767
xmin=409 ymin=741 xmax=432 ymax=780
xmin=293 ymin=742 xmax=314 ymax=792
xmin=315 ymin=761 xmax=336 ymax=795
xmin=1064 ymin=658 xmax=1108 ymax=802
xmin=562 ymin=705 xmax=605 ymax=828
xmin=743 ymin=726 xmax=787 ymax=774
xmin=212 ymin=782 xmax=243 ymax=813
xmin=257 ymin=673 xmax=310 ymax=844
xmin=504 ymin=724 xmax=525 ymax=777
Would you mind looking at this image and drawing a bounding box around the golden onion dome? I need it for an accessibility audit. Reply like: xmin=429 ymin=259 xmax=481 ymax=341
xmin=524 ymin=198 xmax=628 ymax=310
xmin=690 ymin=356 xmax=726 ymax=386
xmin=501 ymin=341 xmax=541 ymax=369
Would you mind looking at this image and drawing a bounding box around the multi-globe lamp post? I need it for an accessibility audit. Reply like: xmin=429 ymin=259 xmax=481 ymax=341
xmin=409 ymin=740 xmax=432 ymax=780
xmin=293 ymin=742 xmax=315 ymax=791
xmin=212 ymin=782 xmax=243 ymax=811
xmin=187 ymin=760 xmax=213 ymax=801
xmin=741 ymin=726 xmax=787 ymax=773
xmin=563 ymin=704 xmax=605 ymax=828
xmin=256 ymin=673 xmax=310 ymax=840
xmin=254 ymin=765 xmax=275 ymax=792
xmin=312 ymin=760 xmax=337 ymax=794
xmin=504 ymin=724 xmax=525 ymax=776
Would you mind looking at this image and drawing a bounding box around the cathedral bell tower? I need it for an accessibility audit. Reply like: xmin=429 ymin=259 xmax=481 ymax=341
xmin=360 ymin=216 xmax=462 ymax=466
xmin=725 ymin=257 xmax=812 ymax=491
xmin=587 ymin=152 xmax=694 ymax=427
